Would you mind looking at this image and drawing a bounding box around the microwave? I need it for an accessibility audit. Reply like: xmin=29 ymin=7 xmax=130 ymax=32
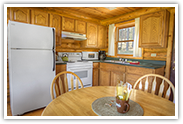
xmin=82 ymin=52 xmax=98 ymax=60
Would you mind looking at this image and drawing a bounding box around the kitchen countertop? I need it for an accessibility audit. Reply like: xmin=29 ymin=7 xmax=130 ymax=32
xmin=98 ymin=60 xmax=165 ymax=69
xmin=56 ymin=59 xmax=165 ymax=69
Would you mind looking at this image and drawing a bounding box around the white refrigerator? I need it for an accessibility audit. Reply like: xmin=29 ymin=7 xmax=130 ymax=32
xmin=8 ymin=21 xmax=56 ymax=116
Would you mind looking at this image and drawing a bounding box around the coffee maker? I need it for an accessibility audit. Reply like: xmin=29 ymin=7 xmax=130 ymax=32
xmin=98 ymin=51 xmax=106 ymax=60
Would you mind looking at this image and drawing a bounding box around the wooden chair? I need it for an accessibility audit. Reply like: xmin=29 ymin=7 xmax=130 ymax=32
xmin=50 ymin=71 xmax=84 ymax=100
xmin=133 ymin=74 xmax=175 ymax=102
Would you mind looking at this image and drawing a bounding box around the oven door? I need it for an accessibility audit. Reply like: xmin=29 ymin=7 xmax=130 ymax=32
xmin=67 ymin=67 xmax=92 ymax=89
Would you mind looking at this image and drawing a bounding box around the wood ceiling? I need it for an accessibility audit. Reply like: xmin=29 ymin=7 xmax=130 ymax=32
xmin=53 ymin=7 xmax=144 ymax=20
xmin=36 ymin=7 xmax=145 ymax=25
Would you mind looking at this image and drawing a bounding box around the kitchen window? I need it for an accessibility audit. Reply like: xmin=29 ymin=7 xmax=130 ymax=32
xmin=115 ymin=20 xmax=135 ymax=57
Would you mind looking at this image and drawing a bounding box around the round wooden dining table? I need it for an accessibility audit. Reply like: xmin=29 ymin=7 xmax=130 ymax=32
xmin=41 ymin=86 xmax=175 ymax=116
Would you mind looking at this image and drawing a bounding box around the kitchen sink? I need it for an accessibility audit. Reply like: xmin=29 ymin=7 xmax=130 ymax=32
xmin=103 ymin=60 xmax=130 ymax=64
xmin=114 ymin=61 xmax=123 ymax=63
xmin=103 ymin=60 xmax=115 ymax=62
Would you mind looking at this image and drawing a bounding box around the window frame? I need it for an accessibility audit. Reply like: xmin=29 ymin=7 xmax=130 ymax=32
xmin=115 ymin=20 xmax=135 ymax=57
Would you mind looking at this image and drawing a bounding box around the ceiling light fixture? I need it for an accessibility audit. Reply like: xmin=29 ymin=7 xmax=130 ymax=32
xmin=105 ymin=7 xmax=117 ymax=10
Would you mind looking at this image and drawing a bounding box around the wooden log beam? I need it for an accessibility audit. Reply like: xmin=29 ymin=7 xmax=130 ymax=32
xmin=165 ymin=9 xmax=175 ymax=79
xmin=100 ymin=7 xmax=174 ymax=26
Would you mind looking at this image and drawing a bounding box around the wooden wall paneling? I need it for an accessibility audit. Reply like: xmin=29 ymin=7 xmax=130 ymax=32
xmin=143 ymin=48 xmax=167 ymax=61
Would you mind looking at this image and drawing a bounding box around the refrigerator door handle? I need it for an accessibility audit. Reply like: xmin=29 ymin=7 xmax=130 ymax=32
xmin=52 ymin=28 xmax=55 ymax=50
xmin=53 ymin=50 xmax=55 ymax=71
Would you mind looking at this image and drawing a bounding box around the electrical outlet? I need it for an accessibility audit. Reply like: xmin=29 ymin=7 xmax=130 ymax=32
xmin=151 ymin=53 xmax=156 ymax=57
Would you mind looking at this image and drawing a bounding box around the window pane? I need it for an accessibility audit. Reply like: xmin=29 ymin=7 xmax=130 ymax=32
xmin=117 ymin=42 xmax=134 ymax=54
xmin=119 ymin=27 xmax=135 ymax=41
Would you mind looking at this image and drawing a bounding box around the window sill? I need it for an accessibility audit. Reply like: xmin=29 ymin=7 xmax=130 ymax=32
xmin=107 ymin=55 xmax=143 ymax=60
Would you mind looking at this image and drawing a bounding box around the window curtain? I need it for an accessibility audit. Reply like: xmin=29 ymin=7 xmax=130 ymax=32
xmin=108 ymin=24 xmax=116 ymax=56
xmin=133 ymin=17 xmax=142 ymax=57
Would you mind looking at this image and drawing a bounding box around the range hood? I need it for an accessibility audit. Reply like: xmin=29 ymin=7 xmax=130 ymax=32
xmin=61 ymin=31 xmax=87 ymax=41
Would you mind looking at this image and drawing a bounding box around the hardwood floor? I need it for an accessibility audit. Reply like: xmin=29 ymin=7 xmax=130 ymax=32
xmin=7 ymin=102 xmax=45 ymax=116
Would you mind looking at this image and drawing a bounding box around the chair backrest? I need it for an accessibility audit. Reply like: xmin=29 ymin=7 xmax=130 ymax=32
xmin=50 ymin=71 xmax=84 ymax=100
xmin=133 ymin=74 xmax=175 ymax=102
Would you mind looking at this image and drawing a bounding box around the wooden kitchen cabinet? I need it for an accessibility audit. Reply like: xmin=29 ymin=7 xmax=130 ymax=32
xmin=93 ymin=63 xmax=99 ymax=86
xmin=56 ymin=64 xmax=66 ymax=75
xmin=62 ymin=17 xmax=75 ymax=32
xmin=75 ymin=20 xmax=86 ymax=34
xmin=31 ymin=10 xmax=49 ymax=26
xmin=10 ymin=7 xmax=30 ymax=23
xmin=111 ymin=71 xmax=125 ymax=86
xmin=50 ymin=14 xmax=62 ymax=46
xmin=98 ymin=25 xmax=107 ymax=48
xmin=99 ymin=63 xmax=125 ymax=86
xmin=125 ymin=66 xmax=165 ymax=94
xmin=139 ymin=10 xmax=169 ymax=48
xmin=99 ymin=62 xmax=164 ymax=90
xmin=85 ymin=22 xmax=98 ymax=47
xmin=99 ymin=68 xmax=111 ymax=86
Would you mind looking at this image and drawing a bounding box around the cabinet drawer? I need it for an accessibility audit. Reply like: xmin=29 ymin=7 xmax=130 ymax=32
xmin=100 ymin=63 xmax=125 ymax=72
xmin=126 ymin=66 xmax=153 ymax=75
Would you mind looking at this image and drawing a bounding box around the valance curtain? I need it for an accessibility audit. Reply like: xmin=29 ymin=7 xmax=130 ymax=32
xmin=133 ymin=17 xmax=142 ymax=57
xmin=108 ymin=24 xmax=116 ymax=56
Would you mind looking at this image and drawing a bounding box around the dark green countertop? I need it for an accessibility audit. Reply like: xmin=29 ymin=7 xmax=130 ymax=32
xmin=56 ymin=57 xmax=165 ymax=69
xmin=56 ymin=61 xmax=67 ymax=65
xmin=97 ymin=61 xmax=164 ymax=69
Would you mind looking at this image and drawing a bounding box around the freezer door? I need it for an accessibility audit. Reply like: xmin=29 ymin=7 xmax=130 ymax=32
xmin=8 ymin=21 xmax=55 ymax=50
xmin=9 ymin=49 xmax=55 ymax=115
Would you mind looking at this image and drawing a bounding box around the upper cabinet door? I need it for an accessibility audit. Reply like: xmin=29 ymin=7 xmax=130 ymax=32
xmin=86 ymin=23 xmax=98 ymax=47
xmin=31 ymin=10 xmax=49 ymax=26
xmin=50 ymin=14 xmax=61 ymax=46
xmin=98 ymin=25 xmax=107 ymax=48
xmin=139 ymin=10 xmax=169 ymax=48
xmin=75 ymin=20 xmax=86 ymax=34
xmin=62 ymin=17 xmax=75 ymax=32
xmin=10 ymin=7 xmax=30 ymax=23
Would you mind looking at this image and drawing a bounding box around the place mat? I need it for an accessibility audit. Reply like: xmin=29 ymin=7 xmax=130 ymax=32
xmin=92 ymin=97 xmax=144 ymax=116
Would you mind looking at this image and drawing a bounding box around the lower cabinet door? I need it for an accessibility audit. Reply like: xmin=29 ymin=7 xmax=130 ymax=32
xmin=99 ymin=69 xmax=110 ymax=86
